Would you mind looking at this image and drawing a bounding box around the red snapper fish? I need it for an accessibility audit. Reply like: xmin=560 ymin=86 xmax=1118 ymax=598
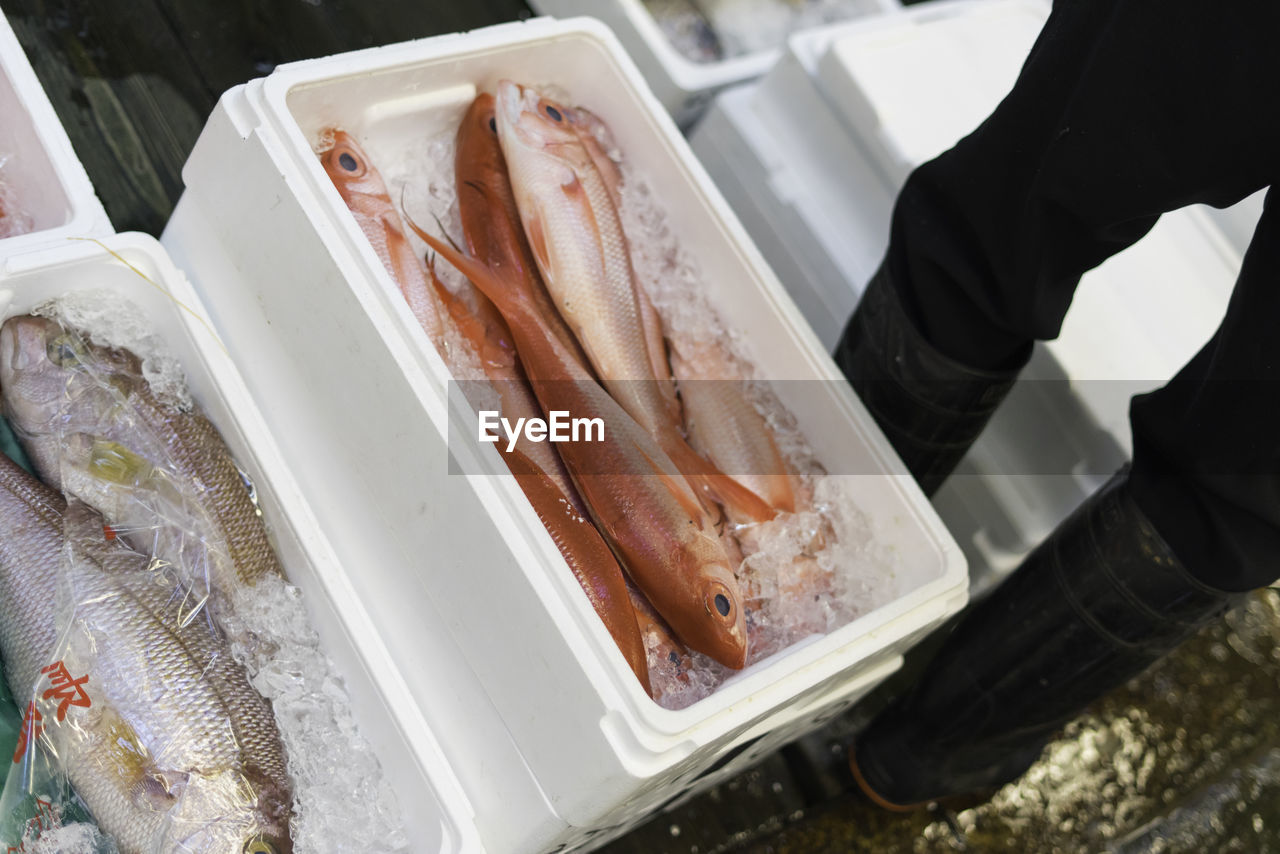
xmin=410 ymin=220 xmax=749 ymax=670
xmin=493 ymin=81 xmax=774 ymax=524
xmin=449 ymin=94 xmax=650 ymax=692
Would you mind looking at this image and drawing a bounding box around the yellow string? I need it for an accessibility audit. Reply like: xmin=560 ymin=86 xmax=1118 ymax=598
xmin=68 ymin=237 xmax=231 ymax=358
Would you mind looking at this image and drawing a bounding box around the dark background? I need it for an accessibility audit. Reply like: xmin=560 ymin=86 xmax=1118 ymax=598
xmin=0 ymin=0 xmax=533 ymax=234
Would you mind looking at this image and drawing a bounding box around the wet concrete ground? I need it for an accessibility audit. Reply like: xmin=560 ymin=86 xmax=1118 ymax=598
xmin=604 ymin=589 xmax=1280 ymax=853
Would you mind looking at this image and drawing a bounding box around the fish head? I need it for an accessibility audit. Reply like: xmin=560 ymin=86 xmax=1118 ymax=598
xmin=457 ymin=92 xmax=500 ymax=164
xmin=0 ymin=315 xmax=135 ymax=439
xmin=678 ymin=543 xmax=749 ymax=670
xmin=318 ymin=130 xmax=390 ymax=208
xmin=494 ymin=80 xmax=588 ymax=161
xmin=456 ymin=92 xmax=517 ymax=211
xmin=455 ymin=93 xmax=509 ymax=224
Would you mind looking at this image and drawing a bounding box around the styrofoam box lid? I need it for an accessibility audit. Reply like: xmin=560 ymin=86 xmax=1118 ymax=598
xmin=0 ymin=12 xmax=111 ymax=256
xmin=0 ymin=234 xmax=481 ymax=853
xmin=191 ymin=14 xmax=965 ymax=762
xmin=813 ymin=0 xmax=1047 ymax=180
xmin=531 ymin=0 xmax=778 ymax=108
xmin=530 ymin=0 xmax=900 ymax=124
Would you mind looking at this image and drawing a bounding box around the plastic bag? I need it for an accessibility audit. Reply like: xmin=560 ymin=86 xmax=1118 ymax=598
xmin=0 ymin=313 xmax=292 ymax=851
xmin=0 ymin=297 xmax=409 ymax=852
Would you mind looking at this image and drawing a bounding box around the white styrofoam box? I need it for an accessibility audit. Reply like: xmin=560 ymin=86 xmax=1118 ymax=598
xmin=689 ymin=0 xmax=1240 ymax=595
xmin=691 ymin=82 xmax=891 ymax=347
xmin=528 ymin=0 xmax=898 ymax=127
xmin=0 ymin=12 xmax=110 ymax=256
xmin=161 ymin=16 xmax=967 ymax=853
xmin=0 ymin=234 xmax=482 ymax=851
xmin=809 ymin=0 xmax=1046 ymax=183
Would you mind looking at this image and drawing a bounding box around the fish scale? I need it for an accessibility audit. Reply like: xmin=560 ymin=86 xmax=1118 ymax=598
xmin=0 ymin=455 xmax=292 ymax=853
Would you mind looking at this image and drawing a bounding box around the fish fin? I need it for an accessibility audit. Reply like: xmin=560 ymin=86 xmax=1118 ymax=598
xmin=663 ymin=435 xmax=776 ymax=523
xmin=524 ymin=209 xmax=552 ymax=280
xmin=383 ymin=207 xmax=445 ymax=339
xmin=100 ymin=710 xmax=185 ymax=810
xmin=559 ymin=172 xmax=588 ymax=204
xmin=425 ymin=256 xmax=486 ymax=352
xmin=634 ymin=442 xmax=707 ymax=524
xmin=635 ymin=285 xmax=680 ymax=422
xmin=404 ymin=209 xmax=531 ymax=321
xmin=132 ymin=769 xmax=186 ymax=811
xmin=557 ymin=174 xmax=608 ymax=283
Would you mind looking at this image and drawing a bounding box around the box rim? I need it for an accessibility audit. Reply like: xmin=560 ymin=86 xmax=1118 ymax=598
xmin=0 ymin=12 xmax=112 ymax=257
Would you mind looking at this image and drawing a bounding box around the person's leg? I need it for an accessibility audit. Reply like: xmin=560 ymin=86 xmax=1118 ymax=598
xmin=1129 ymin=190 xmax=1280 ymax=594
xmin=842 ymin=0 xmax=1280 ymax=805
xmin=849 ymin=195 xmax=1280 ymax=806
xmin=836 ymin=0 xmax=1279 ymax=493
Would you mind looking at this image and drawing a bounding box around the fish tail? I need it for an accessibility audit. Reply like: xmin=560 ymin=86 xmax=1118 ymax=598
xmin=405 ymin=213 xmax=540 ymax=328
xmin=663 ymin=434 xmax=777 ymax=524
xmin=424 ymin=255 xmax=487 ymax=352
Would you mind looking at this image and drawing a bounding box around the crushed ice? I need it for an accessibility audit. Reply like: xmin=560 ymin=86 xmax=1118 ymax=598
xmin=22 ymin=821 xmax=115 ymax=854
xmin=36 ymin=291 xmax=192 ymax=409
xmin=35 ymin=294 xmax=410 ymax=851
xmin=0 ymin=154 xmax=33 ymax=240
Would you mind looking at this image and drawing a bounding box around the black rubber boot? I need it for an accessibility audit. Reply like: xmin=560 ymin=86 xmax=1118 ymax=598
xmin=849 ymin=467 xmax=1242 ymax=809
xmin=833 ymin=267 xmax=1028 ymax=496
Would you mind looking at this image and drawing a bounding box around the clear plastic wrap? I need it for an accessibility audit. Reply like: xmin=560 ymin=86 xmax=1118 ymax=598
xmin=0 ymin=297 xmax=408 ymax=852
xmin=1 ymin=495 xmax=289 ymax=853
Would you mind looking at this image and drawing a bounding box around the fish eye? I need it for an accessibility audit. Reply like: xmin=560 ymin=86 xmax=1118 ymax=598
xmin=46 ymin=335 xmax=83 ymax=367
xmin=544 ymin=104 xmax=563 ymax=122
xmin=244 ymin=841 xmax=276 ymax=854
xmin=338 ymin=151 xmax=358 ymax=172
xmin=488 ymin=116 xmax=497 ymax=133
xmin=704 ymin=581 xmax=736 ymax=622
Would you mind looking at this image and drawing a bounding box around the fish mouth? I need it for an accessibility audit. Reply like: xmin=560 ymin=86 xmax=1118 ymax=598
xmin=495 ymin=80 xmax=528 ymax=133
xmin=1 ymin=315 xmax=54 ymax=373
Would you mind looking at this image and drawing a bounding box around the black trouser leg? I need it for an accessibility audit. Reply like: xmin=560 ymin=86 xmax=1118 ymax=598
xmin=1129 ymin=191 xmax=1280 ymax=593
xmin=846 ymin=0 xmax=1280 ymax=805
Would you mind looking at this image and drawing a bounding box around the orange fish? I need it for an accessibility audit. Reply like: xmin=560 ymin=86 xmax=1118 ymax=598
xmin=412 ymin=221 xmax=749 ymax=670
xmin=319 ymin=130 xmax=444 ymax=342
xmin=449 ymin=97 xmax=650 ymax=691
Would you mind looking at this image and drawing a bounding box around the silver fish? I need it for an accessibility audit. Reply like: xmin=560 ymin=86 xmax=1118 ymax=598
xmin=0 ymin=453 xmax=292 ymax=853
xmin=0 ymin=316 xmax=285 ymax=606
